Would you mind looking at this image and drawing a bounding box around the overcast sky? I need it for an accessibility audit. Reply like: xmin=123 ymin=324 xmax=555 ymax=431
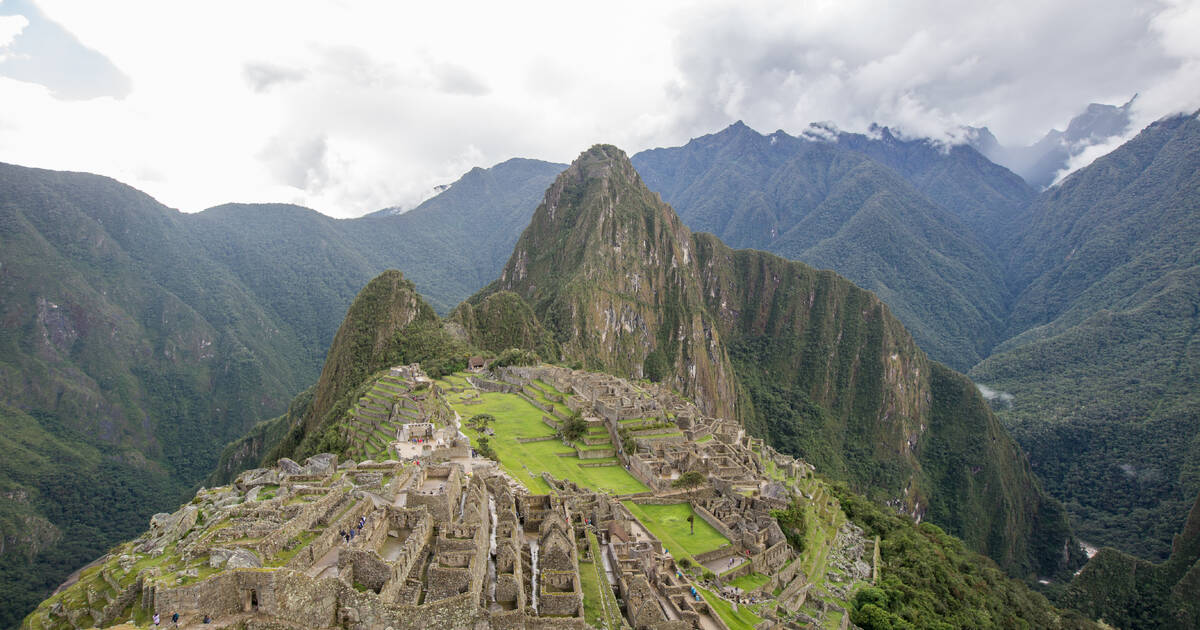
xmin=1 ymin=0 xmax=1198 ymax=217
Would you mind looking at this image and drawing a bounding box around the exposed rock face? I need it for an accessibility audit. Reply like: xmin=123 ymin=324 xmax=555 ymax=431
xmin=277 ymin=458 xmax=303 ymax=475
xmin=140 ymin=505 xmax=198 ymax=555
xmin=235 ymin=467 xmax=280 ymax=491
xmin=476 ymin=144 xmax=1079 ymax=578
xmin=208 ymin=547 xmax=262 ymax=570
xmin=487 ymin=145 xmax=739 ymax=420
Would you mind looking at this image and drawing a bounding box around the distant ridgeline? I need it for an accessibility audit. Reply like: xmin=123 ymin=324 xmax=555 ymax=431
xmin=630 ymin=114 xmax=1200 ymax=565
xmin=6 ymin=108 xmax=1197 ymax=628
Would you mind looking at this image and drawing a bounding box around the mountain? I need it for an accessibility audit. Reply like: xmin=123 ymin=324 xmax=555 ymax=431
xmin=210 ymin=269 xmax=471 ymax=479
xmin=631 ymin=121 xmax=1027 ymax=369
xmin=1061 ymin=489 xmax=1200 ymax=629
xmin=0 ymin=157 xmax=561 ymax=627
xmin=970 ymin=98 xmax=1135 ymax=189
xmin=0 ymin=164 xmax=311 ymax=627
xmin=480 ymin=145 xmax=740 ymax=420
xmin=970 ymin=112 xmax=1200 ymax=560
xmin=471 ymin=144 xmax=1080 ymax=578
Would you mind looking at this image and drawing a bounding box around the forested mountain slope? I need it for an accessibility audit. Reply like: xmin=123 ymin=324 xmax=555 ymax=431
xmin=472 ymin=144 xmax=1080 ymax=578
xmin=971 ymin=112 xmax=1200 ymax=560
xmin=0 ymin=165 xmax=309 ymax=626
xmin=632 ymin=122 xmax=1025 ymax=369
xmin=1061 ymin=489 xmax=1200 ymax=629
xmin=0 ymin=157 xmax=561 ymax=627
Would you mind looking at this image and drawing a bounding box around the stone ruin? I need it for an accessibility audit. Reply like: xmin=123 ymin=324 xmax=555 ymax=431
xmin=32 ymin=363 xmax=870 ymax=630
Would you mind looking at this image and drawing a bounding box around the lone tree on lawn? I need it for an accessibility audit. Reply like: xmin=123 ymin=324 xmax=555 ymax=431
xmin=559 ymin=410 xmax=587 ymax=442
xmin=672 ymin=471 xmax=708 ymax=533
xmin=467 ymin=413 xmax=496 ymax=432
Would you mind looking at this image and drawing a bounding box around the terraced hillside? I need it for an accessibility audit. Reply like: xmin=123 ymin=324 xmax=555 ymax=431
xmin=29 ymin=363 xmax=1094 ymax=630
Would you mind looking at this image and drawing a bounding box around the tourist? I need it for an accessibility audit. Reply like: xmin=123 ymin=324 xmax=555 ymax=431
xmin=153 ymin=612 xmax=160 ymax=626
xmin=203 ymin=614 xmax=211 ymax=624
xmin=172 ymin=612 xmax=179 ymax=626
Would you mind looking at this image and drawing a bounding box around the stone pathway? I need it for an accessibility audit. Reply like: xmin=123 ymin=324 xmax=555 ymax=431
xmin=305 ymin=545 xmax=340 ymax=579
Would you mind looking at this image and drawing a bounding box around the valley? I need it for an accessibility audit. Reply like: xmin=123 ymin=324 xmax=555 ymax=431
xmin=2 ymin=111 xmax=1198 ymax=629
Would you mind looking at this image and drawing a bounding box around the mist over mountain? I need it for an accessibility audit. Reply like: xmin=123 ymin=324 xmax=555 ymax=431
xmin=969 ymin=98 xmax=1136 ymax=189
xmin=632 ymin=121 xmax=1026 ymax=370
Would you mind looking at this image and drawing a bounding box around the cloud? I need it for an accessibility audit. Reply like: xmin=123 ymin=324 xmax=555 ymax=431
xmin=431 ymin=61 xmax=489 ymax=96
xmin=243 ymin=62 xmax=306 ymax=92
xmin=665 ymin=0 xmax=1193 ymax=146
xmin=0 ymin=0 xmax=129 ymax=99
xmin=0 ymin=1 xmax=1197 ymax=217
xmin=259 ymin=133 xmax=329 ymax=190
xmin=0 ymin=14 xmax=27 ymax=51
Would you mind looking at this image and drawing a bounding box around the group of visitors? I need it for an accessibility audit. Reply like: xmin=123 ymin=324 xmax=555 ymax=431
xmin=339 ymin=514 xmax=369 ymax=544
xmin=151 ymin=611 xmax=192 ymax=626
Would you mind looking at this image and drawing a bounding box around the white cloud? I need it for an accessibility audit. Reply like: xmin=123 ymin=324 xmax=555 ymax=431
xmin=0 ymin=14 xmax=28 ymax=58
xmin=0 ymin=0 xmax=1196 ymax=217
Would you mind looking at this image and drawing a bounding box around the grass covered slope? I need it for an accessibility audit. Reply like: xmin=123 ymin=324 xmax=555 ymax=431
xmin=211 ymin=270 xmax=470 ymax=479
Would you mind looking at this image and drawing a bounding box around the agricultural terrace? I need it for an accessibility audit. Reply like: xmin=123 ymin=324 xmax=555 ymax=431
xmin=699 ymin=586 xmax=764 ymax=630
xmin=621 ymin=501 xmax=730 ymax=563
xmin=437 ymin=375 xmax=647 ymax=495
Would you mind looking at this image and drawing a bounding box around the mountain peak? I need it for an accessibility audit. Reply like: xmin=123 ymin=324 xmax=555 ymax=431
xmin=489 ymin=143 xmax=737 ymax=419
xmin=563 ymin=143 xmax=636 ymax=182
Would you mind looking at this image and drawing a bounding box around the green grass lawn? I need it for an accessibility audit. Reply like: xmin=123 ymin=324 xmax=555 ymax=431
xmin=580 ymin=530 xmax=623 ymax=629
xmin=621 ymin=502 xmax=729 ymax=561
xmin=727 ymin=572 xmax=769 ymax=591
xmin=448 ymin=386 xmax=647 ymax=495
xmin=579 ymin=559 xmax=604 ymax=627
xmin=699 ymin=586 xmax=763 ymax=630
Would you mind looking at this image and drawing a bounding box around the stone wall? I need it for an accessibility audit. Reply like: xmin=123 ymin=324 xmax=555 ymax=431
xmin=693 ymin=504 xmax=738 ymax=544
xmin=339 ymin=548 xmax=391 ymax=592
xmin=256 ymin=487 xmax=350 ymax=559
xmin=576 ymin=447 xmax=616 ymax=459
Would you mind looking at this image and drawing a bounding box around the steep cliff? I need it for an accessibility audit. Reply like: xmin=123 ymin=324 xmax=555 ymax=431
xmin=481 ymin=146 xmax=740 ymax=420
xmin=473 ymin=145 xmax=1079 ymax=578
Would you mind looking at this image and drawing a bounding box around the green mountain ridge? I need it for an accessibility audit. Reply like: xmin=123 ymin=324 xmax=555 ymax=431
xmin=469 ymin=144 xmax=1080 ymax=579
xmin=632 ymin=121 xmax=1023 ymax=370
xmin=0 ymin=157 xmax=563 ymax=626
xmin=972 ymin=112 xmax=1200 ymax=561
xmin=1061 ymin=489 xmax=1200 ymax=628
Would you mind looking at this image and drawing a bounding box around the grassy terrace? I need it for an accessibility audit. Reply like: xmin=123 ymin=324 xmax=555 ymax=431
xmin=580 ymin=531 xmax=623 ymax=629
xmin=699 ymin=586 xmax=764 ymax=630
xmin=528 ymin=379 xmax=572 ymax=416
xmin=727 ymin=572 xmax=769 ymax=591
xmin=621 ymin=502 xmax=729 ymax=562
xmin=438 ymin=376 xmax=647 ymax=495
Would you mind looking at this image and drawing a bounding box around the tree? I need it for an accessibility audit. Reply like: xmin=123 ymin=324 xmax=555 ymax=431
xmin=672 ymin=470 xmax=708 ymax=521
xmin=467 ymin=413 xmax=496 ymax=432
xmin=476 ymin=437 xmax=498 ymax=461
xmin=559 ymin=410 xmax=587 ymax=442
